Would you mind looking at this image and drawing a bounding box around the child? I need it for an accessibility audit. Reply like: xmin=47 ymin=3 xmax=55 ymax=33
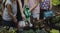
xmin=2 ymin=0 xmax=17 ymax=27
xmin=17 ymin=0 xmax=25 ymax=27
xmin=28 ymin=0 xmax=40 ymax=23
xmin=23 ymin=0 xmax=40 ymax=30
xmin=16 ymin=0 xmax=25 ymax=33
xmin=40 ymin=0 xmax=52 ymax=19
xmin=28 ymin=0 xmax=40 ymax=27
xmin=39 ymin=0 xmax=52 ymax=32
xmin=16 ymin=0 xmax=25 ymax=23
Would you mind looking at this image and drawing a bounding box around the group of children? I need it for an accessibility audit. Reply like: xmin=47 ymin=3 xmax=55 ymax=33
xmin=0 ymin=0 xmax=52 ymax=33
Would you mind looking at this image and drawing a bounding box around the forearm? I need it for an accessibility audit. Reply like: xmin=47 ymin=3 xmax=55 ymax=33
xmin=7 ymin=4 xmax=16 ymax=20
xmin=18 ymin=0 xmax=24 ymax=15
xmin=24 ymin=0 xmax=28 ymax=5
xmin=29 ymin=0 xmax=38 ymax=12
xmin=8 ymin=12 xmax=16 ymax=19
xmin=29 ymin=3 xmax=38 ymax=12
xmin=50 ymin=0 xmax=52 ymax=9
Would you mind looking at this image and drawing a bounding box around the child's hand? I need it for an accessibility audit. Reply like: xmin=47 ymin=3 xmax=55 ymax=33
xmin=49 ymin=6 xmax=52 ymax=10
xmin=13 ymin=17 xmax=17 ymax=23
xmin=21 ymin=14 xmax=26 ymax=20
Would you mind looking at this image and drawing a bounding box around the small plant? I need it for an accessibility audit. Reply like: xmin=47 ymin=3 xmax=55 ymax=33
xmin=51 ymin=16 xmax=60 ymax=23
xmin=0 ymin=26 xmax=17 ymax=33
xmin=50 ymin=29 xmax=59 ymax=33
xmin=52 ymin=0 xmax=60 ymax=6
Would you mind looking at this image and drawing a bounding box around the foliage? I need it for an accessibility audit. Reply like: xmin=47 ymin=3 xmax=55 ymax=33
xmin=36 ymin=29 xmax=48 ymax=33
xmin=52 ymin=0 xmax=60 ymax=6
xmin=23 ymin=29 xmax=35 ymax=33
xmin=51 ymin=16 xmax=60 ymax=23
xmin=50 ymin=29 xmax=59 ymax=33
xmin=0 ymin=26 xmax=17 ymax=33
xmin=50 ymin=16 xmax=60 ymax=28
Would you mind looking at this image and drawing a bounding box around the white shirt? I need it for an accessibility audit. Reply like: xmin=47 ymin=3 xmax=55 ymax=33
xmin=2 ymin=0 xmax=17 ymax=21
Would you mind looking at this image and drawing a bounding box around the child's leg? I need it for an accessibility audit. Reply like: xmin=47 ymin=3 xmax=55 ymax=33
xmin=17 ymin=21 xmax=24 ymax=33
xmin=31 ymin=13 xmax=39 ymax=30
xmin=30 ymin=16 xmax=34 ymax=23
xmin=40 ymin=9 xmax=44 ymax=19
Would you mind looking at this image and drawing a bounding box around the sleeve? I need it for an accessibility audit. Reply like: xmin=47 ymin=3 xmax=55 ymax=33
xmin=5 ymin=0 xmax=11 ymax=6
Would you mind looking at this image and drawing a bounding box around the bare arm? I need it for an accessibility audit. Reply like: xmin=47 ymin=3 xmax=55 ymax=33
xmin=18 ymin=0 xmax=24 ymax=15
xmin=29 ymin=0 xmax=38 ymax=12
xmin=24 ymin=0 xmax=28 ymax=5
xmin=7 ymin=4 xmax=17 ymax=22
xmin=18 ymin=0 xmax=25 ymax=19
xmin=50 ymin=0 xmax=52 ymax=10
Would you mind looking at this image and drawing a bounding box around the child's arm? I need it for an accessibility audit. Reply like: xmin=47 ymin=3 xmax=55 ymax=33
xmin=50 ymin=0 xmax=52 ymax=10
xmin=24 ymin=0 xmax=28 ymax=6
xmin=18 ymin=0 xmax=25 ymax=19
xmin=7 ymin=4 xmax=17 ymax=23
xmin=29 ymin=0 xmax=38 ymax=12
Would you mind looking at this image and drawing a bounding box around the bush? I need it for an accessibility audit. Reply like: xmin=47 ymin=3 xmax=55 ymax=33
xmin=52 ymin=0 xmax=60 ymax=6
xmin=0 ymin=26 xmax=17 ymax=33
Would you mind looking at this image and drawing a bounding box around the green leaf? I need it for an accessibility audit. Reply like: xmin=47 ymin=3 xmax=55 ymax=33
xmin=50 ymin=29 xmax=59 ymax=33
xmin=52 ymin=0 xmax=60 ymax=6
